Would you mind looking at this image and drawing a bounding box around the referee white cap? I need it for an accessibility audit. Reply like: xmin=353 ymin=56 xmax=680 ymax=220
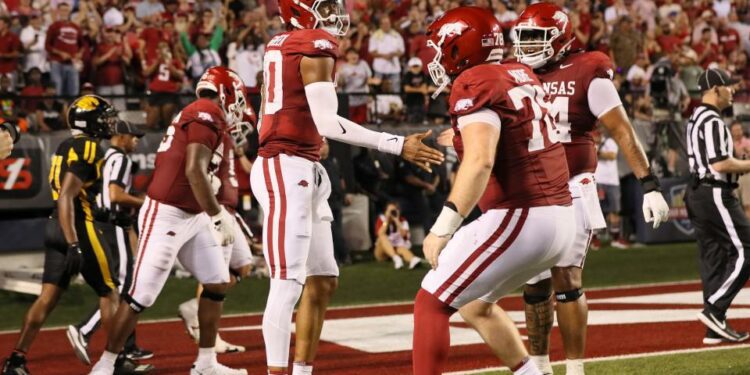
xmin=698 ymin=68 xmax=739 ymax=91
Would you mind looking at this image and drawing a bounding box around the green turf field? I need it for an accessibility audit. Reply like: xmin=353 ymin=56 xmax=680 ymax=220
xmin=0 ymin=242 xmax=700 ymax=331
xmin=480 ymin=346 xmax=750 ymax=374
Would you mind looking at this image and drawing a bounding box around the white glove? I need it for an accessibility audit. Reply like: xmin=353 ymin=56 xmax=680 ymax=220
xmin=210 ymin=207 xmax=235 ymax=246
xmin=642 ymin=191 xmax=670 ymax=229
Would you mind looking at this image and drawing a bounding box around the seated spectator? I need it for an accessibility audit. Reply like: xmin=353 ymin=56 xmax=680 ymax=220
xmin=374 ymin=201 xmax=422 ymax=270
xmin=20 ymin=11 xmax=48 ymax=75
xmin=143 ymin=42 xmax=184 ymax=129
xmin=337 ymin=47 xmax=372 ymax=124
xmin=93 ymin=26 xmax=132 ymax=111
xmin=626 ymin=54 xmax=650 ymax=93
xmin=402 ymin=57 xmax=428 ymax=124
xmin=372 ymin=79 xmax=403 ymax=121
xmin=20 ymin=67 xmax=44 ymax=115
xmin=33 ymin=85 xmax=66 ymax=132
xmin=693 ymin=27 xmax=720 ymax=69
xmin=368 ymin=17 xmax=404 ymax=92
xmin=594 ymin=129 xmax=627 ymax=249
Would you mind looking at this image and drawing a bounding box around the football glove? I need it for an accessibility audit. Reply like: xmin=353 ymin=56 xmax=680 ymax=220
xmin=65 ymin=242 xmax=83 ymax=277
xmin=210 ymin=207 xmax=235 ymax=246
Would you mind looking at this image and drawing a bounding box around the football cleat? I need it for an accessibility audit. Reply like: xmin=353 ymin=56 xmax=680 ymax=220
xmin=124 ymin=347 xmax=153 ymax=361
xmin=1 ymin=352 xmax=29 ymax=375
xmin=66 ymin=325 xmax=91 ymax=365
xmin=214 ymin=335 xmax=245 ymax=354
xmin=697 ymin=311 xmax=750 ymax=342
xmin=190 ymin=362 xmax=247 ymax=375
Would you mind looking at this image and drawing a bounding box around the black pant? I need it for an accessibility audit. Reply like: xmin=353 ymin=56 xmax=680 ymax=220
xmin=686 ymin=185 xmax=750 ymax=319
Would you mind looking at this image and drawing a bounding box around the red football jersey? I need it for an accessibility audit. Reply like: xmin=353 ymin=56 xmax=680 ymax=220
xmin=148 ymin=58 xmax=184 ymax=93
xmin=148 ymin=98 xmax=226 ymax=213
xmin=449 ymin=62 xmax=571 ymax=211
xmin=536 ymin=51 xmax=615 ymax=177
xmin=258 ymin=28 xmax=338 ymax=162
xmin=216 ymin=133 xmax=239 ymax=210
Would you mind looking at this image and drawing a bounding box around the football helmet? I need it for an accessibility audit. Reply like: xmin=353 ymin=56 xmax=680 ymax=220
xmin=425 ymin=6 xmax=504 ymax=97
xmin=513 ymin=2 xmax=574 ymax=69
xmin=229 ymin=105 xmax=256 ymax=146
xmin=67 ymin=95 xmax=118 ymax=139
xmin=196 ymin=66 xmax=247 ymax=128
xmin=279 ymin=0 xmax=350 ymax=36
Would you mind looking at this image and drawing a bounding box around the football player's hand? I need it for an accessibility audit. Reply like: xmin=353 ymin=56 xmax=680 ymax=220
xmin=643 ymin=191 xmax=670 ymax=229
xmin=65 ymin=243 xmax=83 ymax=276
xmin=0 ymin=131 xmax=12 ymax=159
xmin=437 ymin=128 xmax=455 ymax=148
xmin=423 ymin=232 xmax=450 ymax=270
xmin=210 ymin=207 xmax=235 ymax=246
xmin=401 ymin=129 xmax=444 ymax=172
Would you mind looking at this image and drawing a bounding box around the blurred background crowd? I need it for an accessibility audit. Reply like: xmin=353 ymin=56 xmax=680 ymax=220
xmin=4 ymin=0 xmax=750 ymax=261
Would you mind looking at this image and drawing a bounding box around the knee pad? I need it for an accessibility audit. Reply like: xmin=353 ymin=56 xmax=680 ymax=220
xmin=555 ymin=289 xmax=583 ymax=303
xmin=262 ymin=279 xmax=304 ymax=367
xmin=200 ymin=289 xmax=226 ymax=302
xmin=122 ymin=293 xmax=146 ymax=313
xmin=523 ymin=292 xmax=552 ymax=305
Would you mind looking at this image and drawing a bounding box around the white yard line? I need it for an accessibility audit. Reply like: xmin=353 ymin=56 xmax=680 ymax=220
xmin=446 ymin=344 xmax=750 ymax=375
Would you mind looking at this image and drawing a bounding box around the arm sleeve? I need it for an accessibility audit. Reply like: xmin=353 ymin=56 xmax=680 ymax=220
xmin=587 ymin=78 xmax=622 ymax=118
xmin=304 ymin=81 xmax=405 ymax=155
xmin=706 ymin=119 xmax=730 ymax=163
xmin=210 ymin=26 xmax=224 ymax=51
xmin=456 ymin=108 xmax=501 ymax=131
xmin=44 ymin=24 xmax=56 ymax=53
xmin=180 ymin=32 xmax=196 ymax=56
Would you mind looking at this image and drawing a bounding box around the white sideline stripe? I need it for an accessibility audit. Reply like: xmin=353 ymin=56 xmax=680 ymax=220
xmin=446 ymin=343 xmax=750 ymax=375
xmin=0 ymin=279 xmax=703 ymax=335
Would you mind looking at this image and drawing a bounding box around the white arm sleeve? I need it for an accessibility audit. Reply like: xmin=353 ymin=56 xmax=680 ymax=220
xmin=456 ymin=108 xmax=501 ymax=131
xmin=587 ymin=78 xmax=623 ymax=118
xmin=304 ymin=81 xmax=405 ymax=155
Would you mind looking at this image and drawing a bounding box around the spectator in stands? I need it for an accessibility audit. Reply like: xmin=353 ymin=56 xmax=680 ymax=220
xmin=694 ymin=27 xmax=720 ymax=69
xmin=337 ymin=47 xmax=372 ymax=125
xmin=34 ymin=85 xmax=66 ymax=132
xmin=227 ymin=22 xmax=266 ymax=92
xmin=374 ymin=201 xmax=422 ymax=270
xmin=20 ymin=67 xmax=44 ymax=115
xmin=718 ymin=18 xmax=741 ymax=55
xmin=729 ymin=9 xmax=750 ymax=55
xmin=692 ymin=10 xmax=719 ymax=46
xmin=180 ymin=18 xmax=224 ymax=81
xmin=595 ymin=129 xmax=627 ymax=248
xmin=604 ymin=0 xmax=629 ymax=31
xmin=659 ymin=0 xmax=682 ymax=20
xmin=46 ymin=2 xmax=84 ymax=97
xmin=0 ymin=74 xmax=17 ymax=122
xmin=93 ymin=26 xmax=132 ymax=111
xmin=731 ymin=121 xmax=750 ymax=218
xmin=0 ymin=17 xmax=21 ymax=87
xmin=627 ymin=54 xmax=650 ymax=93
xmin=143 ymin=41 xmax=184 ymax=129
xmin=632 ymin=0 xmax=657 ymax=31
xmin=136 ymin=0 xmax=165 ymax=20
xmin=320 ymin=139 xmax=351 ymax=265
xmin=657 ymin=21 xmax=684 ymax=55
xmin=403 ymin=57 xmax=428 ymax=124
xmin=609 ymin=16 xmax=642 ymax=71
xmin=369 ymin=16 xmax=404 ymax=92
xmin=372 ymin=79 xmax=403 ymax=122
xmin=493 ymin=0 xmax=518 ymax=23
xmin=20 ymin=12 xmax=48 ymax=75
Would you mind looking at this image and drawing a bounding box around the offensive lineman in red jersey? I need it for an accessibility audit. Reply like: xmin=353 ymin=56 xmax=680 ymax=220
xmin=510 ymin=4 xmax=670 ymax=375
xmin=253 ymin=1 xmax=443 ymax=374
xmin=90 ymin=67 xmax=248 ymax=375
xmin=413 ymin=7 xmax=574 ymax=375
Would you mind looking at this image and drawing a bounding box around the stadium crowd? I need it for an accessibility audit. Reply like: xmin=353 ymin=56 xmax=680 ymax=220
xmin=4 ymin=0 xmax=750 ymax=253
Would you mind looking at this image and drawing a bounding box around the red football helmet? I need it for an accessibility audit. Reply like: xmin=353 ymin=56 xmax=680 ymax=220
xmin=196 ymin=66 xmax=247 ymax=127
xmin=279 ymin=0 xmax=350 ymax=36
xmin=426 ymin=6 xmax=504 ymax=97
xmin=513 ymin=2 xmax=574 ymax=69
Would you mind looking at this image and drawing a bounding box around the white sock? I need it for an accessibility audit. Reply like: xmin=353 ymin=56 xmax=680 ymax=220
xmin=514 ymin=359 xmax=543 ymax=375
xmin=195 ymin=347 xmax=217 ymax=367
xmin=263 ymin=279 xmax=304 ymax=367
xmin=92 ymin=350 xmax=118 ymax=371
xmin=292 ymin=362 xmax=313 ymax=375
xmin=530 ymin=355 xmax=552 ymax=374
xmin=566 ymin=359 xmax=584 ymax=375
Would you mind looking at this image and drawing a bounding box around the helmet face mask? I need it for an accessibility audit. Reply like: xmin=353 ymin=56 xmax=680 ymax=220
xmin=229 ymin=121 xmax=253 ymax=146
xmin=513 ymin=26 xmax=559 ymax=69
xmin=281 ymin=0 xmax=350 ymax=36
xmin=426 ymin=39 xmax=450 ymax=98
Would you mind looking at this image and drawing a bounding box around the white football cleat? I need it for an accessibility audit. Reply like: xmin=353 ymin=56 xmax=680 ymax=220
xmin=214 ymin=334 xmax=245 ymax=354
xmin=190 ymin=362 xmax=248 ymax=375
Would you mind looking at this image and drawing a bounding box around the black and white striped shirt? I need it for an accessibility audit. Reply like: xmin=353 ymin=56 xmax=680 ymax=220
xmin=97 ymin=147 xmax=134 ymax=214
xmin=687 ymin=104 xmax=737 ymax=185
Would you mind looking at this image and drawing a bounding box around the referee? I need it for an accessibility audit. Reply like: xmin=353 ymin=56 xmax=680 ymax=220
xmin=686 ymin=68 xmax=750 ymax=344
xmin=65 ymin=120 xmax=153 ymax=368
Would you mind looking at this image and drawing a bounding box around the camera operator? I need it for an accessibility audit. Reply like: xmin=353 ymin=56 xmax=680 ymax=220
xmin=374 ymin=201 xmax=422 ymax=270
xmin=0 ymin=120 xmax=19 ymax=159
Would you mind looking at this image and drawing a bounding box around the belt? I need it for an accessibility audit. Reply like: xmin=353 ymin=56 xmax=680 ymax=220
xmin=692 ymin=175 xmax=738 ymax=189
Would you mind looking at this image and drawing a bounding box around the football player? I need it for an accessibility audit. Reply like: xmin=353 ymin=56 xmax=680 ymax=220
xmin=89 ymin=66 xmax=247 ymax=375
xmin=253 ymin=1 xmax=444 ymax=374
xmin=413 ymin=7 xmax=575 ymax=375
xmin=513 ymin=4 xmax=670 ymax=375
xmin=1 ymin=96 xmax=145 ymax=374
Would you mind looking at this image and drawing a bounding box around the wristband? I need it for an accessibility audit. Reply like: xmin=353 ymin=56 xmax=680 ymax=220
xmin=639 ymin=174 xmax=661 ymax=193
xmin=377 ymin=132 xmax=405 ymax=155
xmin=429 ymin=204 xmax=464 ymax=237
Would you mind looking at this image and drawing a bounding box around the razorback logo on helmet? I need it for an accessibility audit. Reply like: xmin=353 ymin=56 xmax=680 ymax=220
xmin=454 ymin=98 xmax=474 ymax=112
xmin=437 ymin=21 xmax=468 ymax=39
xmin=198 ymin=112 xmax=213 ymax=122
xmin=313 ymin=39 xmax=334 ymax=50
xmin=552 ymin=11 xmax=569 ymax=31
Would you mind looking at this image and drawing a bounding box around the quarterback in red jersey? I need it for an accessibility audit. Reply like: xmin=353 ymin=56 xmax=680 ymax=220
xmin=90 ymin=67 xmax=248 ymax=375
xmin=413 ymin=7 xmax=575 ymax=375
xmin=511 ymin=4 xmax=670 ymax=375
xmin=252 ymin=1 xmax=443 ymax=374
